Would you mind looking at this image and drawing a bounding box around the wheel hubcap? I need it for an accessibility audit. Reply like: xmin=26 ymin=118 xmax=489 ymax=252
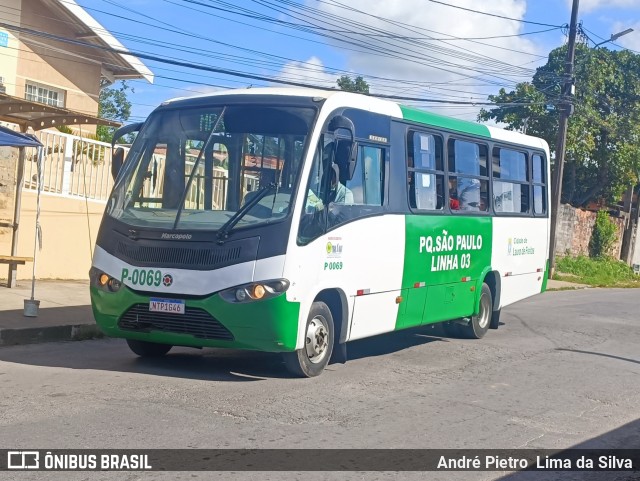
xmin=477 ymin=292 xmax=490 ymax=329
xmin=305 ymin=315 xmax=329 ymax=364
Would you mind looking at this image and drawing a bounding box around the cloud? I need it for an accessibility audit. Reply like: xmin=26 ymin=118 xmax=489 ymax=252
xmin=303 ymin=0 xmax=543 ymax=119
xmin=275 ymin=56 xmax=337 ymax=90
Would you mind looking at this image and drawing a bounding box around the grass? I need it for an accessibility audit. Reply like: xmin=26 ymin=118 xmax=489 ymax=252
xmin=554 ymin=255 xmax=640 ymax=288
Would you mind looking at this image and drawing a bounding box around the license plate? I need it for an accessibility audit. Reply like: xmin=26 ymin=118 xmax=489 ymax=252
xmin=149 ymin=298 xmax=185 ymax=314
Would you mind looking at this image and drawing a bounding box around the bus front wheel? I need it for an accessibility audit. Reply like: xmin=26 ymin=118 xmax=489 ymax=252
xmin=126 ymin=339 xmax=172 ymax=357
xmin=460 ymin=283 xmax=492 ymax=339
xmin=283 ymin=301 xmax=334 ymax=378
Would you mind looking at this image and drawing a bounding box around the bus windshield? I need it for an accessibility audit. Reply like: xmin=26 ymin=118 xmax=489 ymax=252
xmin=106 ymin=103 xmax=316 ymax=231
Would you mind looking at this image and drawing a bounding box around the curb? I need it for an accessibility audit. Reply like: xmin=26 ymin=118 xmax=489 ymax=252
xmin=546 ymin=286 xmax=590 ymax=291
xmin=0 ymin=324 xmax=104 ymax=347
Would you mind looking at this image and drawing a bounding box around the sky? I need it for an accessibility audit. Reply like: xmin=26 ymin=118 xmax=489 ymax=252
xmin=68 ymin=0 xmax=640 ymax=123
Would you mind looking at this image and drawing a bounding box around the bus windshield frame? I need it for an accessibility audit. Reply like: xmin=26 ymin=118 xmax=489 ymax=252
xmin=106 ymin=99 xmax=319 ymax=233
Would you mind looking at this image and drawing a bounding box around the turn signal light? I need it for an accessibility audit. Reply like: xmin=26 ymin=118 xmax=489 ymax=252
xmin=89 ymin=267 xmax=123 ymax=293
xmin=252 ymin=284 xmax=266 ymax=299
xmin=220 ymin=279 xmax=290 ymax=304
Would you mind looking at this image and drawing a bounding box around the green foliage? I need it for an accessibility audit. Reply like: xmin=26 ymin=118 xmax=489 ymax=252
xmin=555 ymin=255 xmax=640 ymax=287
xmin=479 ymin=45 xmax=640 ymax=206
xmin=589 ymin=210 xmax=618 ymax=258
xmin=55 ymin=125 xmax=104 ymax=165
xmin=96 ymin=81 xmax=133 ymax=143
xmin=337 ymin=75 xmax=370 ymax=94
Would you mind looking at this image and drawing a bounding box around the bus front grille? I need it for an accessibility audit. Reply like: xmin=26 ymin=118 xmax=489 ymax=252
xmin=116 ymin=242 xmax=242 ymax=269
xmin=118 ymin=304 xmax=234 ymax=341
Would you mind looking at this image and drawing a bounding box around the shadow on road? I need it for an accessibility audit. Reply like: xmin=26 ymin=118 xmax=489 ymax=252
xmin=556 ymin=348 xmax=640 ymax=366
xmin=0 ymin=324 xmax=451 ymax=382
xmin=346 ymin=324 xmax=449 ymax=361
xmin=497 ymin=417 xmax=640 ymax=481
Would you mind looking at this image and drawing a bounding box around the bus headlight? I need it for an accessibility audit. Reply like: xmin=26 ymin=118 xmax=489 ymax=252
xmin=90 ymin=267 xmax=122 ymax=293
xmin=221 ymin=279 xmax=290 ymax=303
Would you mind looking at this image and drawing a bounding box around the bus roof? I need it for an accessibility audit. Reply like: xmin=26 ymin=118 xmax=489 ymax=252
xmin=161 ymin=87 xmax=548 ymax=152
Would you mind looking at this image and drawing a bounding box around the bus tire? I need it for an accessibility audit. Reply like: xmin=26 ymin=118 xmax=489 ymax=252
xmin=460 ymin=283 xmax=492 ymax=339
xmin=489 ymin=309 xmax=501 ymax=329
xmin=283 ymin=301 xmax=334 ymax=378
xmin=126 ymin=339 xmax=172 ymax=357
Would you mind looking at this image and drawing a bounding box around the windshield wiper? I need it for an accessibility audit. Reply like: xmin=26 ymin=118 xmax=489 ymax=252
xmin=216 ymin=183 xmax=276 ymax=244
xmin=173 ymin=106 xmax=227 ymax=230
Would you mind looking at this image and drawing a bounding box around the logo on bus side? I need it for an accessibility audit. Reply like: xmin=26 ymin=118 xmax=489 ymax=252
xmin=326 ymin=238 xmax=343 ymax=258
xmin=508 ymin=237 xmax=535 ymax=256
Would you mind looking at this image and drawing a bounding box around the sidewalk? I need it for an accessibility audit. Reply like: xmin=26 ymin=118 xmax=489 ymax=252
xmin=546 ymin=278 xmax=589 ymax=290
xmin=0 ymin=279 xmax=101 ymax=346
xmin=0 ymin=278 xmax=587 ymax=348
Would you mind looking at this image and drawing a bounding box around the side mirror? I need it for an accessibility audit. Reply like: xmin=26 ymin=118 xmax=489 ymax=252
xmin=111 ymin=122 xmax=143 ymax=147
xmin=328 ymin=115 xmax=357 ymax=181
xmin=328 ymin=115 xmax=355 ymax=136
xmin=333 ymin=138 xmax=359 ymax=181
xmin=111 ymin=147 xmax=125 ymax=181
xmin=347 ymin=142 xmax=358 ymax=180
xmin=110 ymin=121 xmax=143 ymax=181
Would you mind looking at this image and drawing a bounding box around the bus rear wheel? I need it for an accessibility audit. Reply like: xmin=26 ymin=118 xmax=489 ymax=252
xmin=283 ymin=301 xmax=334 ymax=378
xmin=459 ymin=283 xmax=492 ymax=339
xmin=126 ymin=339 xmax=172 ymax=357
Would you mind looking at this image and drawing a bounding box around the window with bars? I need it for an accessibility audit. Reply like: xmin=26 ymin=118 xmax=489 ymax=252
xmin=25 ymin=82 xmax=65 ymax=108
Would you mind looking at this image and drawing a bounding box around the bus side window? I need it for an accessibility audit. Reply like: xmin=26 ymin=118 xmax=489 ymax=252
xmin=407 ymin=131 xmax=444 ymax=211
xmin=345 ymin=145 xmax=384 ymax=206
xmin=532 ymin=154 xmax=547 ymax=215
xmin=448 ymin=139 xmax=489 ymax=213
xmin=492 ymin=147 xmax=530 ymax=214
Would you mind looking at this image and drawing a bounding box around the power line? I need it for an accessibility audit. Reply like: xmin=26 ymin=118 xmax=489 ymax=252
xmin=420 ymin=0 xmax=564 ymax=28
xmin=177 ymin=0 xmax=537 ymax=86
xmin=55 ymin=1 xmax=505 ymax=97
xmin=0 ymin=21 xmax=551 ymax=107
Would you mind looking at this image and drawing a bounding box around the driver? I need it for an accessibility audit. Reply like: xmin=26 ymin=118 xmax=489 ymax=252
xmin=327 ymin=164 xmax=353 ymax=204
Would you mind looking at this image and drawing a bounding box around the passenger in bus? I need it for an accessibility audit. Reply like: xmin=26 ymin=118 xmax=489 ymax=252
xmin=479 ymin=194 xmax=488 ymax=212
xmin=449 ymin=179 xmax=460 ymax=210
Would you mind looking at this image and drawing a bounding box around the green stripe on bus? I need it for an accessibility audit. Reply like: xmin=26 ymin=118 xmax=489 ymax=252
xmin=400 ymin=106 xmax=492 ymax=138
xmin=541 ymin=259 xmax=550 ymax=292
xmin=395 ymin=215 xmax=493 ymax=330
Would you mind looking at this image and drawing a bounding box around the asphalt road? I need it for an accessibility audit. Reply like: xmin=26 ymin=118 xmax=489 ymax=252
xmin=0 ymin=288 xmax=639 ymax=481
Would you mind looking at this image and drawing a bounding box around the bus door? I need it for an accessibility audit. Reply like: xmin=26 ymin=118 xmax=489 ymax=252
xmin=339 ymin=143 xmax=401 ymax=340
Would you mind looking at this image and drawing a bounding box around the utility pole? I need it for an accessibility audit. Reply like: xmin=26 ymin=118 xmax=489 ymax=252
xmin=548 ymin=0 xmax=580 ymax=274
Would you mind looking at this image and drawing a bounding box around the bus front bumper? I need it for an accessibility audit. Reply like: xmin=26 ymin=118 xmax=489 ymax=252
xmin=90 ymin=285 xmax=301 ymax=352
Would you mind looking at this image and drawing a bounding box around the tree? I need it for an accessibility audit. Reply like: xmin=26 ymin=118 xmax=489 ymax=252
xmin=337 ymin=75 xmax=370 ymax=94
xmin=479 ymin=45 xmax=640 ymax=207
xmin=96 ymin=81 xmax=133 ymax=143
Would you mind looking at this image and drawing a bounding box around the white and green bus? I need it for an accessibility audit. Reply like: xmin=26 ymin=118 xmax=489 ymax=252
xmin=90 ymin=88 xmax=550 ymax=377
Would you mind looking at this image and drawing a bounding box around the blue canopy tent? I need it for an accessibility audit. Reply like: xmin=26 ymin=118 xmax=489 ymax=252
xmin=0 ymin=126 xmax=43 ymax=314
xmin=0 ymin=125 xmax=42 ymax=148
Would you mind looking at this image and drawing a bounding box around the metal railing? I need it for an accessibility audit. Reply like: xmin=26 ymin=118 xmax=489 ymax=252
xmin=22 ymin=130 xmax=262 ymax=208
xmin=22 ymin=129 xmax=121 ymax=202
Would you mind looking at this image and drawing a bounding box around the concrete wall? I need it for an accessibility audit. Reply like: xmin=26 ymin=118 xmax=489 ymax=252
xmin=0 ymin=146 xmax=18 ymax=222
xmin=555 ymin=203 xmax=626 ymax=258
xmin=0 ymin=191 xmax=105 ymax=281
